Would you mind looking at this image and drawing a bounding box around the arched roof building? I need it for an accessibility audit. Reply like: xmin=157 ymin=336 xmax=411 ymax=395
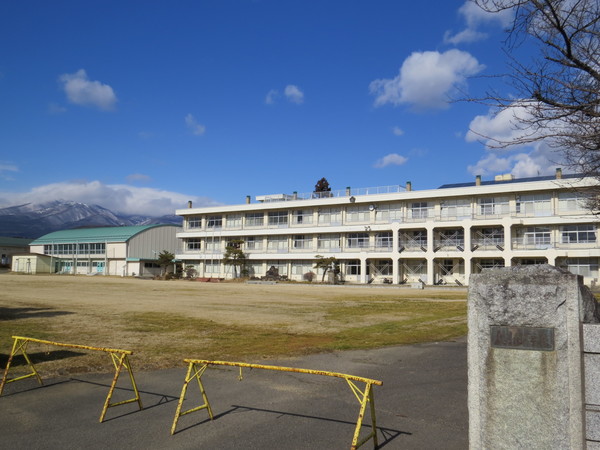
xmin=15 ymin=224 xmax=181 ymax=276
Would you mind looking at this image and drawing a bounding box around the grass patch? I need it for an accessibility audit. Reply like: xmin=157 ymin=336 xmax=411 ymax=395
xmin=121 ymin=311 xmax=335 ymax=364
xmin=323 ymin=298 xmax=467 ymax=350
xmin=118 ymin=300 xmax=466 ymax=369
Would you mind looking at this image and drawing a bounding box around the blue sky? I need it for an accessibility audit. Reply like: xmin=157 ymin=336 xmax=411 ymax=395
xmin=0 ymin=0 xmax=555 ymax=216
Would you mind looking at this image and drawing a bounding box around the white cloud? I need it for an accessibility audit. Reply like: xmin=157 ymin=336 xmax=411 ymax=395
xmin=0 ymin=180 xmax=220 ymax=216
xmin=374 ymin=153 xmax=408 ymax=168
xmin=284 ymin=85 xmax=304 ymax=104
xmin=58 ymin=69 xmax=117 ymax=111
xmin=466 ymin=101 xmax=548 ymax=149
xmin=466 ymin=102 xmax=565 ymax=178
xmin=265 ymin=89 xmax=278 ymax=105
xmin=0 ymin=163 xmax=18 ymax=181
xmin=467 ymin=152 xmax=513 ymax=176
xmin=266 ymin=85 xmax=305 ymax=105
xmin=392 ymin=126 xmax=404 ymax=136
xmin=185 ymin=113 xmax=206 ymax=136
xmin=467 ymin=144 xmax=560 ymax=178
xmin=459 ymin=1 xmax=514 ymax=28
xmin=370 ymin=50 xmax=484 ymax=110
xmin=444 ymin=1 xmax=514 ymax=44
xmin=444 ymin=28 xmax=488 ymax=45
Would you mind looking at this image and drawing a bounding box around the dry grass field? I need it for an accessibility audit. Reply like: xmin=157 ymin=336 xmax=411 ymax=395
xmin=0 ymin=273 xmax=467 ymax=377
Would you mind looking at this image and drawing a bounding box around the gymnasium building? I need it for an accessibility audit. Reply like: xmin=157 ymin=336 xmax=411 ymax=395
xmin=13 ymin=224 xmax=180 ymax=276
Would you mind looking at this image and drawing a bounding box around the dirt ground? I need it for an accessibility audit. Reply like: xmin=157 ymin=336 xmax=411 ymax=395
xmin=0 ymin=273 xmax=467 ymax=375
xmin=1 ymin=273 xmax=465 ymax=331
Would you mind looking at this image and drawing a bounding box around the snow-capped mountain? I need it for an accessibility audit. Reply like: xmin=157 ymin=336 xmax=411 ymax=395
xmin=0 ymin=200 xmax=182 ymax=238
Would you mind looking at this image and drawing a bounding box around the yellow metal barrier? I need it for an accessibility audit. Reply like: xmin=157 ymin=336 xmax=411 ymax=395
xmin=171 ymin=359 xmax=383 ymax=450
xmin=0 ymin=336 xmax=143 ymax=422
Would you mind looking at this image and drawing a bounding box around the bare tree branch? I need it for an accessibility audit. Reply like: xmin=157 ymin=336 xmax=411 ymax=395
xmin=469 ymin=0 xmax=600 ymax=178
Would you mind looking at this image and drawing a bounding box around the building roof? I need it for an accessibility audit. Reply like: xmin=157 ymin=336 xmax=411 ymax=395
xmin=30 ymin=224 xmax=176 ymax=245
xmin=438 ymin=173 xmax=583 ymax=189
xmin=0 ymin=236 xmax=33 ymax=247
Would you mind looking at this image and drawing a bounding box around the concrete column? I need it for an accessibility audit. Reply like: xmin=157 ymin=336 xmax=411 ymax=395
xmin=360 ymin=257 xmax=368 ymax=284
xmin=261 ymin=261 xmax=267 ymax=277
xmin=463 ymin=225 xmax=471 ymax=252
xmin=504 ymin=223 xmax=512 ymax=251
xmin=552 ymin=225 xmax=560 ymax=250
xmin=463 ymin=257 xmax=471 ymax=286
xmin=392 ymin=258 xmax=400 ymax=284
xmin=426 ymin=257 xmax=434 ymax=285
xmin=426 ymin=224 xmax=434 ymax=253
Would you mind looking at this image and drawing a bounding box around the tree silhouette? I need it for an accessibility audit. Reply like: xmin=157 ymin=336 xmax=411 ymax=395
xmin=314 ymin=255 xmax=339 ymax=283
xmin=223 ymin=239 xmax=247 ymax=278
xmin=157 ymin=250 xmax=175 ymax=277
xmin=314 ymin=178 xmax=332 ymax=198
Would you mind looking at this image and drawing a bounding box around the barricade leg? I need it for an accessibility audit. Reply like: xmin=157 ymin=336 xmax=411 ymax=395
xmin=348 ymin=381 xmax=378 ymax=450
xmin=99 ymin=352 xmax=143 ymax=422
xmin=0 ymin=337 xmax=43 ymax=395
xmin=171 ymin=362 xmax=213 ymax=435
xmin=123 ymin=355 xmax=143 ymax=411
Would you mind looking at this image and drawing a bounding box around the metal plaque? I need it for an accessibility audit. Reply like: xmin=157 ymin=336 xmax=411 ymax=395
xmin=490 ymin=326 xmax=555 ymax=351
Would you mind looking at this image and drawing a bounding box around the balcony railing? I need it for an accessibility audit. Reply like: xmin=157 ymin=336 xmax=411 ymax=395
xmin=183 ymin=205 xmax=598 ymax=232
xmin=554 ymin=240 xmax=599 ymax=249
xmin=433 ymin=239 xmax=465 ymax=252
xmin=244 ymin=247 xmax=264 ymax=253
xmin=291 ymin=243 xmax=314 ymax=252
xmin=256 ymin=185 xmax=406 ymax=203
xmin=398 ymin=239 xmax=427 ymax=252
xmin=511 ymin=239 xmax=553 ymax=250
xmin=471 ymin=238 xmax=505 ymax=251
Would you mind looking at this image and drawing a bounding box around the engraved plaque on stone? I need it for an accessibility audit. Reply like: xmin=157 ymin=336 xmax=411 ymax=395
xmin=490 ymin=325 xmax=555 ymax=351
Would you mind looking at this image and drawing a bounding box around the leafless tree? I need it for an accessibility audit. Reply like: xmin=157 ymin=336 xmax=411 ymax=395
xmin=471 ymin=0 xmax=600 ymax=189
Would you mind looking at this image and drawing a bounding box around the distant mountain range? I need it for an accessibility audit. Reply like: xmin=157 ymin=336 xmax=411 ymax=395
xmin=0 ymin=200 xmax=183 ymax=239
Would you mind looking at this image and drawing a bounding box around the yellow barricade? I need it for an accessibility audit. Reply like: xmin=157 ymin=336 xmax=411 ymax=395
xmin=172 ymin=359 xmax=383 ymax=450
xmin=0 ymin=335 xmax=143 ymax=422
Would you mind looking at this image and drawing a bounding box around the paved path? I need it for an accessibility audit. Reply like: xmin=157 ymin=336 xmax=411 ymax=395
xmin=0 ymin=339 xmax=467 ymax=449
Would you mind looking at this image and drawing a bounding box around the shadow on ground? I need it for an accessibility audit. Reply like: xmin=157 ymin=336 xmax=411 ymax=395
xmin=0 ymin=306 xmax=73 ymax=321
xmin=173 ymin=403 xmax=408 ymax=448
xmin=0 ymin=349 xmax=85 ymax=368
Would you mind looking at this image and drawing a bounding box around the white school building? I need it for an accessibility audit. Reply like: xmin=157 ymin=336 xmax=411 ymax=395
xmin=175 ymin=170 xmax=600 ymax=286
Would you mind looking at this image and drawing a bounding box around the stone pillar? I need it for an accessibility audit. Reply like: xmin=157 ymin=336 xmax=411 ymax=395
xmin=584 ymin=324 xmax=600 ymax=445
xmin=468 ymin=265 xmax=598 ymax=449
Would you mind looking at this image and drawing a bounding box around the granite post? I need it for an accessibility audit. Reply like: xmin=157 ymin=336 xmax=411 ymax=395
xmin=468 ymin=265 xmax=598 ymax=449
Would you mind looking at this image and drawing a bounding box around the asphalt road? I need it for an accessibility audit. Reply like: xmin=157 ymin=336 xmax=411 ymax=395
xmin=0 ymin=338 xmax=467 ymax=449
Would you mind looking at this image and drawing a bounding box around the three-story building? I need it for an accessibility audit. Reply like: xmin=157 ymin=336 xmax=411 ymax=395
xmin=175 ymin=170 xmax=599 ymax=286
